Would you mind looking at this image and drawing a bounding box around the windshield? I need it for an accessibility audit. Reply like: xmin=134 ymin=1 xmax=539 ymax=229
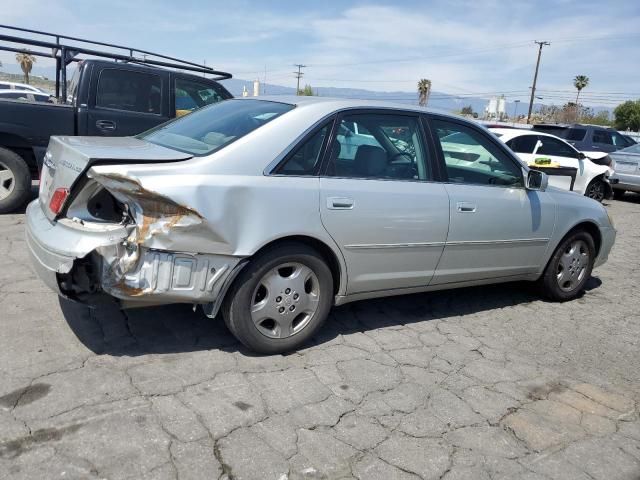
xmin=140 ymin=99 xmax=294 ymax=156
xmin=620 ymin=143 xmax=640 ymax=154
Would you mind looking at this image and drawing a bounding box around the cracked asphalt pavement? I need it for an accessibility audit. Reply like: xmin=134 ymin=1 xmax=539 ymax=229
xmin=1 ymin=197 xmax=640 ymax=480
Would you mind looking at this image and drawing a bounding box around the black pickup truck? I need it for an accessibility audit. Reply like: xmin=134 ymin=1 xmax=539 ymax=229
xmin=0 ymin=59 xmax=232 ymax=212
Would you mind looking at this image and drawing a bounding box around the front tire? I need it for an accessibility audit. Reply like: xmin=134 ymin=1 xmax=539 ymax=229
xmin=539 ymin=230 xmax=595 ymax=301
xmin=222 ymin=242 xmax=333 ymax=354
xmin=0 ymin=147 xmax=31 ymax=214
xmin=585 ymin=178 xmax=606 ymax=202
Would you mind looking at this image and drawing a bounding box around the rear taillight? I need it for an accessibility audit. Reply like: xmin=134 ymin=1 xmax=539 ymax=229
xmin=49 ymin=188 xmax=70 ymax=214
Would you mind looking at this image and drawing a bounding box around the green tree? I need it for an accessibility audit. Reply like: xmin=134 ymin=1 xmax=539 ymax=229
xmin=417 ymin=79 xmax=431 ymax=107
xmin=298 ymin=84 xmax=314 ymax=96
xmin=614 ymin=100 xmax=640 ymax=131
xmin=15 ymin=53 xmax=36 ymax=84
xmin=460 ymin=105 xmax=474 ymax=116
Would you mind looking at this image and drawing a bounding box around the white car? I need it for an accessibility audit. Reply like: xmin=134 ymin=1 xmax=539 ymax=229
xmin=0 ymin=81 xmax=45 ymax=93
xmin=491 ymin=128 xmax=614 ymax=202
xmin=0 ymin=89 xmax=54 ymax=103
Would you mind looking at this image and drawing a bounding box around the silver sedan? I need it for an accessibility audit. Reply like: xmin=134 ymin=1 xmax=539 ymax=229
xmin=611 ymin=143 xmax=640 ymax=198
xmin=26 ymin=97 xmax=616 ymax=353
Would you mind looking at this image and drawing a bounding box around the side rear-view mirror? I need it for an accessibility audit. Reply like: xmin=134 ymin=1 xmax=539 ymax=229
xmin=578 ymin=152 xmax=586 ymax=160
xmin=526 ymin=169 xmax=548 ymax=191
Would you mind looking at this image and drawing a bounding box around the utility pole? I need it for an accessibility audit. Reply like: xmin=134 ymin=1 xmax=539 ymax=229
xmin=293 ymin=64 xmax=306 ymax=95
xmin=526 ymin=41 xmax=550 ymax=124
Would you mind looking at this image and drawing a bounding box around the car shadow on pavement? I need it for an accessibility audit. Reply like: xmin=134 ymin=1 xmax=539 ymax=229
xmin=59 ymin=276 xmax=603 ymax=357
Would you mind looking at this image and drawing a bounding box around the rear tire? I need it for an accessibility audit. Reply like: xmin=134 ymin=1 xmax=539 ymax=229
xmin=613 ymin=189 xmax=626 ymax=200
xmin=0 ymin=147 xmax=31 ymax=214
xmin=222 ymin=242 xmax=333 ymax=354
xmin=539 ymin=230 xmax=595 ymax=302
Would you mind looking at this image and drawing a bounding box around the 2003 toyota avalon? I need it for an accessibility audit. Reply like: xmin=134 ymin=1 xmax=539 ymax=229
xmin=26 ymin=97 xmax=616 ymax=353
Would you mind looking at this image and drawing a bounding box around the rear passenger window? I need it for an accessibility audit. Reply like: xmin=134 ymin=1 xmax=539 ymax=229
xmin=506 ymin=135 xmax=538 ymax=154
xmin=536 ymin=136 xmax=578 ymax=158
xmin=566 ymin=128 xmax=586 ymax=141
xmin=174 ymin=78 xmax=225 ymax=117
xmin=96 ymin=69 xmax=162 ymax=114
xmin=276 ymin=124 xmax=330 ymax=175
xmin=326 ymin=114 xmax=429 ymax=181
xmin=592 ymin=130 xmax=613 ymax=145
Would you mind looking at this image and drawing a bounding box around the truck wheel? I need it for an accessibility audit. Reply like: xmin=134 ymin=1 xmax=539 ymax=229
xmin=0 ymin=147 xmax=31 ymax=214
xmin=222 ymin=242 xmax=333 ymax=354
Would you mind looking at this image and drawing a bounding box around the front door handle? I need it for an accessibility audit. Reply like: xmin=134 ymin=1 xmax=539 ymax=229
xmin=456 ymin=202 xmax=477 ymax=213
xmin=96 ymin=120 xmax=116 ymax=131
xmin=327 ymin=197 xmax=354 ymax=210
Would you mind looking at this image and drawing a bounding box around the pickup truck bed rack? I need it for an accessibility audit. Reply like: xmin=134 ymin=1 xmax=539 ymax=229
xmin=0 ymin=24 xmax=232 ymax=100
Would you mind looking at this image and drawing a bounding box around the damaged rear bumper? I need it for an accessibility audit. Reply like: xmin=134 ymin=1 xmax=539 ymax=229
xmin=25 ymin=200 xmax=243 ymax=307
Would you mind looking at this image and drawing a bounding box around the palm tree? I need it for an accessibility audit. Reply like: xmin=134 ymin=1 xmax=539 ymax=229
xmin=417 ymin=79 xmax=432 ymax=107
xmin=15 ymin=53 xmax=36 ymax=84
xmin=573 ymin=75 xmax=589 ymax=105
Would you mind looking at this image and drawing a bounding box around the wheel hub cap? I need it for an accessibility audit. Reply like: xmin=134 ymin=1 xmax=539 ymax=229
xmin=0 ymin=161 xmax=16 ymax=201
xmin=251 ymin=262 xmax=320 ymax=339
xmin=556 ymin=240 xmax=589 ymax=292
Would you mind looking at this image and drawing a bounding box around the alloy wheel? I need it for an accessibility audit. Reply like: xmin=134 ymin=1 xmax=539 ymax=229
xmin=586 ymin=180 xmax=605 ymax=202
xmin=556 ymin=239 xmax=589 ymax=292
xmin=250 ymin=262 xmax=321 ymax=339
xmin=0 ymin=161 xmax=15 ymax=201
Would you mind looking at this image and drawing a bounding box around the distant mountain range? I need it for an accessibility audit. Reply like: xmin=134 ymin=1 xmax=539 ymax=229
xmin=219 ymin=78 xmax=495 ymax=114
xmin=220 ymin=78 xmax=617 ymax=117
xmin=0 ymin=61 xmax=612 ymax=115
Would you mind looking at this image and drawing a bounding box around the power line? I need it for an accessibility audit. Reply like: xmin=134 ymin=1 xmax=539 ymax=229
xmin=527 ymin=41 xmax=550 ymax=124
xmin=293 ymin=64 xmax=306 ymax=95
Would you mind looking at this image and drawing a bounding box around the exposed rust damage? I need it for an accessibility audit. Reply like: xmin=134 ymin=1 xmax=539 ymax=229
xmin=82 ymin=170 xmax=239 ymax=302
xmin=88 ymin=171 xmax=205 ymax=245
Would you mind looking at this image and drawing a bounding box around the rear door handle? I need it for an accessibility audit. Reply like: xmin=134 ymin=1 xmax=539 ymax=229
xmin=327 ymin=197 xmax=354 ymax=210
xmin=96 ymin=120 xmax=116 ymax=131
xmin=456 ymin=202 xmax=477 ymax=213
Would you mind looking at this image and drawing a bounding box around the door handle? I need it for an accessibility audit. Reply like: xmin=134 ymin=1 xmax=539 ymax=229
xmin=327 ymin=197 xmax=354 ymax=210
xmin=96 ymin=120 xmax=116 ymax=131
xmin=456 ymin=202 xmax=477 ymax=213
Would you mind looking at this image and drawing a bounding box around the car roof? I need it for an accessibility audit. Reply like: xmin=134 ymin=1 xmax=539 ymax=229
xmin=234 ymin=95 xmax=463 ymax=118
xmin=489 ymin=127 xmax=570 ymax=142
xmin=0 ymin=89 xmax=48 ymax=95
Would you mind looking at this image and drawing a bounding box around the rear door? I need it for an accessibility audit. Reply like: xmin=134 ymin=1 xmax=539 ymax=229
xmin=319 ymin=110 xmax=450 ymax=294
xmin=429 ymin=116 xmax=555 ymax=285
xmin=87 ymin=66 xmax=170 ymax=136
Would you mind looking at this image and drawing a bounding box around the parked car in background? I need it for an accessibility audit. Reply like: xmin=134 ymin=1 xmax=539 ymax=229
xmin=0 ymin=59 xmax=232 ymax=213
xmin=0 ymin=81 xmax=45 ymax=93
xmin=0 ymin=89 xmax=54 ymax=103
xmin=532 ymin=123 xmax=631 ymax=155
xmin=610 ymin=143 xmax=640 ymax=198
xmin=490 ymin=128 xmax=614 ymax=201
xmin=26 ymin=97 xmax=616 ymax=353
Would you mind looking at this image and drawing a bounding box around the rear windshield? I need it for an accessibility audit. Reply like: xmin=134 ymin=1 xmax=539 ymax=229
xmin=140 ymin=99 xmax=294 ymax=156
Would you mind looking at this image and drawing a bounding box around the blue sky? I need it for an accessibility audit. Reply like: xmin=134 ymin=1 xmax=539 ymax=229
xmin=2 ymin=0 xmax=639 ymax=107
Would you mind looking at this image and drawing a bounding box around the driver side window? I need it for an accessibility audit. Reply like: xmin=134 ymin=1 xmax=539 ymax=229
xmin=326 ymin=114 xmax=430 ymax=181
xmin=433 ymin=120 xmax=523 ymax=187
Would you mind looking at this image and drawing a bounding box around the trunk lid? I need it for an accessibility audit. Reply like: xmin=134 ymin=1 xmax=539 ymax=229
xmin=39 ymin=136 xmax=192 ymax=221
